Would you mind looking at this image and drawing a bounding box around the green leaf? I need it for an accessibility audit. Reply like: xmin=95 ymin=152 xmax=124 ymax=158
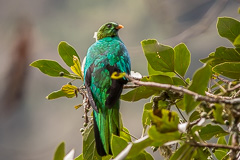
xmin=121 ymin=75 xmax=173 ymax=102
xmin=213 ymin=104 xmax=224 ymax=124
xmin=82 ymin=123 xmax=102 ymax=160
xmin=200 ymin=52 xmax=215 ymax=64
xmin=120 ymin=127 xmax=132 ymax=142
xmin=184 ymin=64 xmax=212 ymax=114
xmin=143 ymin=151 xmax=154 ymax=160
xmin=233 ymin=34 xmax=240 ymax=47
xmin=74 ymin=154 xmax=83 ymax=160
xmin=70 ymin=56 xmax=83 ymax=79
xmin=121 ymin=86 xmax=157 ymax=101
xmin=61 ymin=84 xmax=78 ymax=95
xmin=172 ymin=77 xmax=187 ymax=86
xmin=58 ymin=41 xmax=80 ymax=67
xmin=142 ymin=39 xmax=174 ymax=72
xmin=213 ymin=47 xmax=240 ymax=66
xmin=148 ymin=126 xmax=181 ymax=146
xmin=46 ymin=89 xmax=75 ymax=100
xmin=213 ymin=62 xmax=240 ymax=79
xmin=214 ymin=136 xmax=229 ymax=160
xmin=111 ymin=135 xmax=128 ymax=158
xmin=142 ymin=102 xmax=152 ymax=128
xmin=53 ymin=142 xmax=65 ymax=160
xmin=217 ymin=17 xmax=240 ymax=43
xmin=30 ymin=60 xmax=73 ymax=79
xmin=189 ymin=111 xmax=200 ymax=122
xmin=148 ymin=63 xmax=175 ymax=77
xmin=169 ymin=143 xmax=195 ymax=160
xmin=193 ymin=148 xmax=211 ymax=160
xmin=174 ymin=43 xmax=191 ymax=77
xmin=127 ymin=136 xmax=154 ymax=158
xmin=198 ymin=124 xmax=229 ymax=140
xmin=151 ymin=109 xmax=179 ymax=133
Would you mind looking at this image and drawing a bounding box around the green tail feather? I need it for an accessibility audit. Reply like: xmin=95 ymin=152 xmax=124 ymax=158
xmin=93 ymin=101 xmax=120 ymax=156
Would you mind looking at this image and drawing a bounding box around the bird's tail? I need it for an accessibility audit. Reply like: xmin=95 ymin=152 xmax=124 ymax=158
xmin=93 ymin=102 xmax=120 ymax=156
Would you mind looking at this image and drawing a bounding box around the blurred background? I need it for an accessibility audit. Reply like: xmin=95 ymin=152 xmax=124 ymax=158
xmin=0 ymin=0 xmax=239 ymax=159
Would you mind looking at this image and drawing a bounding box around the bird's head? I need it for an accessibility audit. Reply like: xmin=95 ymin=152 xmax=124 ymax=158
xmin=97 ymin=22 xmax=124 ymax=40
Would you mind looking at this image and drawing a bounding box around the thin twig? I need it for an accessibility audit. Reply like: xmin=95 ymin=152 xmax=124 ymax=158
xmin=123 ymin=84 xmax=139 ymax=89
xmin=174 ymin=71 xmax=188 ymax=86
xmin=122 ymin=129 xmax=138 ymax=140
xmin=228 ymin=83 xmax=240 ymax=92
xmin=213 ymin=75 xmax=231 ymax=84
xmin=205 ymin=91 xmax=232 ymax=100
xmin=189 ymin=141 xmax=240 ymax=151
xmin=175 ymin=104 xmax=187 ymax=122
xmin=126 ymin=75 xmax=240 ymax=105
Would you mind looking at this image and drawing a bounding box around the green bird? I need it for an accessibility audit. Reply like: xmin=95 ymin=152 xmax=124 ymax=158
xmin=84 ymin=22 xmax=131 ymax=156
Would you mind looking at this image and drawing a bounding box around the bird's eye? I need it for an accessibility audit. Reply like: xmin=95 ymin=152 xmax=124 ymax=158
xmin=107 ymin=24 xmax=112 ymax=28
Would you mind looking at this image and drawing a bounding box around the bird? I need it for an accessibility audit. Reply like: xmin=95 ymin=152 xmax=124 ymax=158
xmin=84 ymin=22 xmax=131 ymax=156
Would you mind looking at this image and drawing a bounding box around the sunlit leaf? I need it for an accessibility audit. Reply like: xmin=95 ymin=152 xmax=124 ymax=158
xmin=61 ymin=84 xmax=78 ymax=95
xmin=58 ymin=41 xmax=80 ymax=67
xmin=70 ymin=56 xmax=83 ymax=79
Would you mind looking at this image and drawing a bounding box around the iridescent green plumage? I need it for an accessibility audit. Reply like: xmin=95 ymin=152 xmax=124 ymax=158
xmin=84 ymin=22 xmax=131 ymax=156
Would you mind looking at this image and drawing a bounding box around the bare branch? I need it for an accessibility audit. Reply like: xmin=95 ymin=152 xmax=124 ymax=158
xmin=189 ymin=141 xmax=240 ymax=151
xmin=126 ymin=75 xmax=240 ymax=105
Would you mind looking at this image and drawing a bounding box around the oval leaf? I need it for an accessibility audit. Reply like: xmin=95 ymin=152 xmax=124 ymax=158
xmin=233 ymin=34 xmax=240 ymax=47
xmin=174 ymin=43 xmax=191 ymax=77
xmin=198 ymin=124 xmax=229 ymax=140
xmin=111 ymin=135 xmax=128 ymax=158
xmin=54 ymin=142 xmax=65 ymax=160
xmin=141 ymin=39 xmax=174 ymax=72
xmin=46 ymin=90 xmax=75 ymax=100
xmin=213 ymin=62 xmax=240 ymax=79
xmin=217 ymin=17 xmax=240 ymax=43
xmin=30 ymin=60 xmax=72 ymax=78
xmin=184 ymin=64 xmax=212 ymax=114
xmin=58 ymin=41 xmax=80 ymax=67
xmin=70 ymin=56 xmax=83 ymax=79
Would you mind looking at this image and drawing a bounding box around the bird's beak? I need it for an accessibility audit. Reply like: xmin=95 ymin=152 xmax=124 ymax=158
xmin=116 ymin=24 xmax=124 ymax=29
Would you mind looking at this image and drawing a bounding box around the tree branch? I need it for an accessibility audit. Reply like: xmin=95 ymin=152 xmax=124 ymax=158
xmin=126 ymin=75 xmax=240 ymax=105
xmin=189 ymin=141 xmax=240 ymax=151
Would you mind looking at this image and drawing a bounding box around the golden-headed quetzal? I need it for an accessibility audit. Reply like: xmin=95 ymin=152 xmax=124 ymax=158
xmin=84 ymin=22 xmax=131 ymax=156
